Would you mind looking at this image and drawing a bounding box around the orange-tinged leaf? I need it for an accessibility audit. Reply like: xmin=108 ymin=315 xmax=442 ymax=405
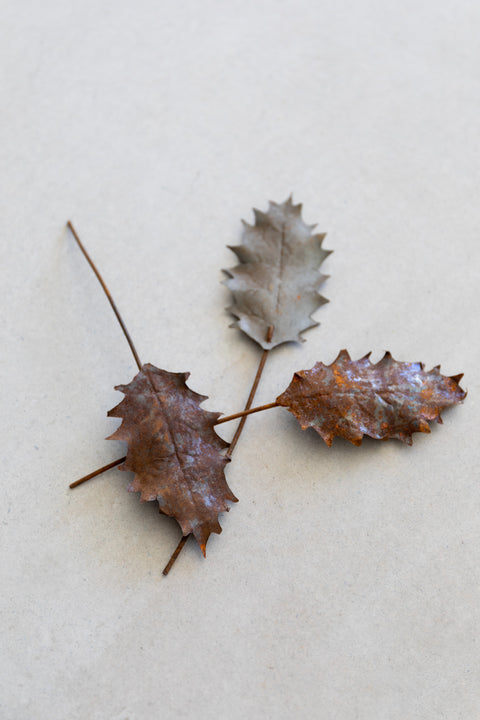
xmin=276 ymin=350 xmax=466 ymax=446
xmin=107 ymin=364 xmax=237 ymax=555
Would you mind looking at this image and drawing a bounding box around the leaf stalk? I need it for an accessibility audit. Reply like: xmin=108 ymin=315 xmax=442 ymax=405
xmin=215 ymin=401 xmax=279 ymax=425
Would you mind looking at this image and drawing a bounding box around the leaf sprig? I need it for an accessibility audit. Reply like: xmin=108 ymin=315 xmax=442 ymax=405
xmin=67 ymin=199 xmax=466 ymax=574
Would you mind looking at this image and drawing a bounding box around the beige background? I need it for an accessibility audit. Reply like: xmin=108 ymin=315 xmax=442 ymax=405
xmin=1 ymin=1 xmax=479 ymax=718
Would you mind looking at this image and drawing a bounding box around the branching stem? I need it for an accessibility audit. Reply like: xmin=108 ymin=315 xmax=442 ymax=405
xmin=162 ymin=535 xmax=189 ymax=576
xmin=225 ymin=347 xmax=269 ymax=458
xmin=70 ymin=456 xmax=126 ymax=488
xmin=215 ymin=401 xmax=279 ymax=425
xmin=67 ymin=221 xmax=142 ymax=371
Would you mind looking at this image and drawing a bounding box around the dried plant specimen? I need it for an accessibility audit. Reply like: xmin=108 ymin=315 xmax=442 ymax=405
xmin=225 ymin=197 xmax=331 ymax=350
xmin=107 ymin=364 xmax=236 ymax=554
xmin=65 ymin=223 xmax=237 ymax=569
xmin=275 ymin=350 xmax=466 ymax=446
xmin=65 ymin=196 xmax=466 ymax=576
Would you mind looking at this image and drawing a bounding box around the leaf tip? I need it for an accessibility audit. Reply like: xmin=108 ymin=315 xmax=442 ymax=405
xmin=378 ymin=351 xmax=393 ymax=365
xmin=294 ymin=204 xmax=303 ymax=217
xmin=253 ymin=208 xmax=268 ymax=226
xmin=334 ymin=349 xmax=351 ymax=363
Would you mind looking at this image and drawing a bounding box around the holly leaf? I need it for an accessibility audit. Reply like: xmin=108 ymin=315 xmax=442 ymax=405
xmin=224 ymin=197 xmax=331 ymax=350
xmin=107 ymin=364 xmax=237 ymax=555
xmin=276 ymin=350 xmax=466 ymax=446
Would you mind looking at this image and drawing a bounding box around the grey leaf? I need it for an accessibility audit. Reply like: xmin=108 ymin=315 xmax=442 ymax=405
xmin=224 ymin=197 xmax=331 ymax=350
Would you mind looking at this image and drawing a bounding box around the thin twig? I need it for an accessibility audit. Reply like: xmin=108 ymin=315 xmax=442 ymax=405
xmin=226 ymin=348 xmax=269 ymax=458
xmin=162 ymin=535 xmax=189 ymax=576
xmin=225 ymin=325 xmax=273 ymax=458
xmin=215 ymin=402 xmax=279 ymax=425
xmin=67 ymin=221 xmax=142 ymax=371
xmin=70 ymin=456 xmax=126 ymax=489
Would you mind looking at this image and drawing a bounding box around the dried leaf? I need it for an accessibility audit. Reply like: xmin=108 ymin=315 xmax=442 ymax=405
xmin=276 ymin=350 xmax=466 ymax=446
xmin=107 ymin=364 xmax=237 ymax=555
xmin=225 ymin=197 xmax=331 ymax=350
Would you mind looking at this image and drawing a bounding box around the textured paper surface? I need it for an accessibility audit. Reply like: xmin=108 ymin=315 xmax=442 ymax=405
xmin=1 ymin=1 xmax=479 ymax=718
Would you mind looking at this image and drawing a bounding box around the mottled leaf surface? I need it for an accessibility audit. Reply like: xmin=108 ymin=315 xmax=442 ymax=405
xmin=107 ymin=364 xmax=237 ymax=554
xmin=225 ymin=197 xmax=331 ymax=350
xmin=276 ymin=350 xmax=466 ymax=446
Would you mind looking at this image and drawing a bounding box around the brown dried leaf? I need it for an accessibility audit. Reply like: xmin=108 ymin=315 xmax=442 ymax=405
xmin=225 ymin=197 xmax=331 ymax=350
xmin=276 ymin=350 xmax=466 ymax=446
xmin=107 ymin=364 xmax=237 ymax=555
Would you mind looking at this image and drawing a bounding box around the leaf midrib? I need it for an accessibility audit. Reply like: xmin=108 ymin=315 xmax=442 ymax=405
xmin=273 ymin=222 xmax=287 ymax=317
xmin=143 ymin=367 xmax=197 ymax=511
